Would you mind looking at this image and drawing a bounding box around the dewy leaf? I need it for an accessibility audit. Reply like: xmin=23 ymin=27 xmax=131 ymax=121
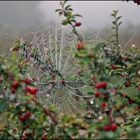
xmin=112 ymin=26 xmax=116 ymax=29
xmin=117 ymin=16 xmax=122 ymax=21
xmin=65 ymin=4 xmax=71 ymax=10
xmin=62 ymin=0 xmax=68 ymax=7
xmin=73 ymin=14 xmax=82 ymax=17
xmin=55 ymin=9 xmax=61 ymax=12
xmin=62 ymin=19 xmax=69 ymax=25
xmin=65 ymin=12 xmax=72 ymax=18
xmin=118 ymin=22 xmax=122 ymax=27
xmin=67 ymin=8 xmax=73 ymax=11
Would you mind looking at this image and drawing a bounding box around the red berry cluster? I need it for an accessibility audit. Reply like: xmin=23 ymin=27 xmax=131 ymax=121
xmin=124 ymin=81 xmax=131 ymax=87
xmin=111 ymin=64 xmax=118 ymax=70
xmin=25 ymin=86 xmax=38 ymax=95
xmin=19 ymin=111 xmax=31 ymax=122
xmin=95 ymin=81 xmax=107 ymax=89
xmin=103 ymin=123 xmax=117 ymax=131
xmin=10 ymin=80 xmax=19 ymax=94
xmin=95 ymin=81 xmax=108 ymax=108
xmin=101 ymin=102 xmax=107 ymax=108
xmin=22 ymin=77 xmax=31 ymax=85
xmin=22 ymin=77 xmax=38 ymax=95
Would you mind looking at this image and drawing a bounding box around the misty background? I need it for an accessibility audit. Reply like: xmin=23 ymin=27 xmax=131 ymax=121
xmin=0 ymin=1 xmax=140 ymax=54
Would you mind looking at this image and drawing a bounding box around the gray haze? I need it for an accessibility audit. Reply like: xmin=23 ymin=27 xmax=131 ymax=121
xmin=0 ymin=1 xmax=140 ymax=54
xmin=0 ymin=1 xmax=44 ymax=32
xmin=39 ymin=1 xmax=140 ymax=30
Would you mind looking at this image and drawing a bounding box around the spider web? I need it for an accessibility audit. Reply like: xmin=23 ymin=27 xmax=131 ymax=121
xmin=20 ymin=25 xmax=91 ymax=114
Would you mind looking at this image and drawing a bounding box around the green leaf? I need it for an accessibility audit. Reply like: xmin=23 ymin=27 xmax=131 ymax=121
xmin=62 ymin=19 xmax=69 ymax=25
xmin=67 ymin=8 xmax=73 ymax=11
xmin=62 ymin=0 xmax=68 ymax=7
xmin=117 ymin=16 xmax=122 ymax=21
xmin=55 ymin=9 xmax=61 ymax=12
xmin=0 ymin=100 xmax=8 ymax=112
xmin=65 ymin=4 xmax=71 ymax=10
xmin=65 ymin=12 xmax=72 ymax=18
xmin=118 ymin=21 xmax=122 ymax=27
xmin=73 ymin=14 xmax=82 ymax=17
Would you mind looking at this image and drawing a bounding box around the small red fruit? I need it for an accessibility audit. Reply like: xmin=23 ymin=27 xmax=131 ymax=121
xmin=12 ymin=80 xmax=19 ymax=89
xmin=111 ymin=123 xmax=117 ymax=131
xmin=76 ymin=41 xmax=83 ymax=50
xmin=25 ymin=86 xmax=38 ymax=95
xmin=25 ymin=124 xmax=30 ymax=129
xmin=103 ymin=125 xmax=111 ymax=131
xmin=23 ymin=78 xmax=31 ymax=84
xmin=111 ymin=64 xmax=117 ymax=70
xmin=137 ymin=86 xmax=140 ymax=90
xmin=95 ymin=81 xmax=107 ymax=89
xmin=60 ymin=80 xmax=65 ymax=85
xmin=101 ymin=102 xmax=107 ymax=108
xmin=19 ymin=115 xmax=26 ymax=122
xmin=125 ymin=81 xmax=131 ymax=87
xmin=95 ymin=91 xmax=100 ymax=97
xmin=75 ymin=22 xmax=81 ymax=27
xmin=24 ymin=111 xmax=31 ymax=119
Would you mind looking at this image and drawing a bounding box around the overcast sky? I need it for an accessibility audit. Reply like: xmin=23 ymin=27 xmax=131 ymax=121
xmin=0 ymin=1 xmax=140 ymax=32
xmin=39 ymin=1 xmax=140 ymax=30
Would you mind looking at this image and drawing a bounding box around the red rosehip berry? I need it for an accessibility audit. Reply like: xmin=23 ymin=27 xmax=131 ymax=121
xmin=95 ymin=91 xmax=100 ymax=97
xmin=128 ymin=98 xmax=134 ymax=104
xmin=125 ymin=81 xmax=131 ymax=87
xmin=25 ymin=124 xmax=30 ymax=129
xmin=111 ymin=64 xmax=117 ymax=70
xmin=75 ymin=22 xmax=81 ymax=27
xmin=60 ymin=80 xmax=65 ymax=85
xmin=111 ymin=123 xmax=117 ymax=131
xmin=103 ymin=125 xmax=111 ymax=131
xmin=25 ymin=86 xmax=38 ymax=95
xmin=76 ymin=41 xmax=83 ymax=50
xmin=101 ymin=102 xmax=107 ymax=108
xmin=23 ymin=78 xmax=31 ymax=84
xmin=24 ymin=111 xmax=31 ymax=119
xmin=137 ymin=86 xmax=140 ymax=90
xmin=19 ymin=115 xmax=26 ymax=122
xmin=95 ymin=81 xmax=107 ymax=89
xmin=12 ymin=80 xmax=19 ymax=89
